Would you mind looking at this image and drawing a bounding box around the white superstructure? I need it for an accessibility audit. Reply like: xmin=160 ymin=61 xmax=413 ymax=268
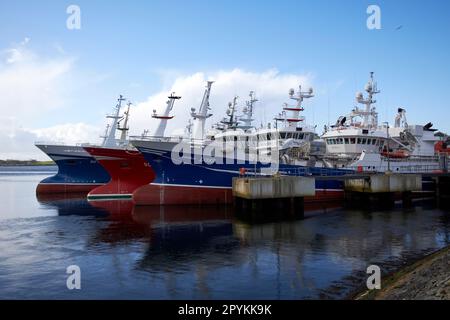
xmin=322 ymin=73 xmax=446 ymax=172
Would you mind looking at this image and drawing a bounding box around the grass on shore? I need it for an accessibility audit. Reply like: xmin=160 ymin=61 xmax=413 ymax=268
xmin=0 ymin=160 xmax=55 ymax=166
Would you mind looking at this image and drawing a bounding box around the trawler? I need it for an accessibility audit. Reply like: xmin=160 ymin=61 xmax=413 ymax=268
xmin=83 ymin=93 xmax=182 ymax=200
xmin=131 ymin=82 xmax=348 ymax=205
xmin=322 ymin=72 xmax=445 ymax=173
xmin=35 ymin=95 xmax=129 ymax=194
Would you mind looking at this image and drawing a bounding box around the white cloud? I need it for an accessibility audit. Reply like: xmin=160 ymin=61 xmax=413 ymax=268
xmin=31 ymin=122 xmax=102 ymax=145
xmin=129 ymin=68 xmax=314 ymax=137
xmin=0 ymin=122 xmax=102 ymax=161
xmin=0 ymin=39 xmax=81 ymax=159
xmin=0 ymin=40 xmax=314 ymax=160
xmin=0 ymin=38 xmax=74 ymax=121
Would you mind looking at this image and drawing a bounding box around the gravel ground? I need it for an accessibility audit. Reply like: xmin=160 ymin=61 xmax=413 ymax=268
xmin=358 ymin=246 xmax=450 ymax=300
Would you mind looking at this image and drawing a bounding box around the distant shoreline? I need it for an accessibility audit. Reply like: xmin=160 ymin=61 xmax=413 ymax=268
xmin=0 ymin=160 xmax=55 ymax=166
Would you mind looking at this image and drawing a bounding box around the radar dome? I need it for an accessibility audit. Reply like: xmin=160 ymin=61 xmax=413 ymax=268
xmin=365 ymin=83 xmax=372 ymax=92
xmin=289 ymin=88 xmax=295 ymax=96
xmin=356 ymin=92 xmax=363 ymax=100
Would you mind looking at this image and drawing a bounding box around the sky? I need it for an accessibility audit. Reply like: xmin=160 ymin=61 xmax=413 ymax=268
xmin=0 ymin=0 xmax=449 ymax=160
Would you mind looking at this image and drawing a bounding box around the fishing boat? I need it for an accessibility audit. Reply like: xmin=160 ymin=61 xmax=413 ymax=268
xmin=322 ymin=72 xmax=445 ymax=174
xmin=131 ymin=82 xmax=349 ymax=205
xmin=83 ymin=93 xmax=181 ymax=200
xmin=35 ymin=95 xmax=129 ymax=194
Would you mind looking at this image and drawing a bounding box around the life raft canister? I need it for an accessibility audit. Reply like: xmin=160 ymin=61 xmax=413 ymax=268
xmin=435 ymin=141 xmax=450 ymax=154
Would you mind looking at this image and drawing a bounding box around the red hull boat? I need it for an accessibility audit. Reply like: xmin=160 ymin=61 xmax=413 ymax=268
xmin=83 ymin=147 xmax=155 ymax=200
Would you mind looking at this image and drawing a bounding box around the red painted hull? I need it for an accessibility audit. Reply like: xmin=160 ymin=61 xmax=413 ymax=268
xmin=36 ymin=183 xmax=102 ymax=194
xmin=84 ymin=147 xmax=155 ymax=200
xmin=132 ymin=183 xmax=344 ymax=206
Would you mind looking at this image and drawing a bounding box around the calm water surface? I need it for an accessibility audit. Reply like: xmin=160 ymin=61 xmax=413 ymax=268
xmin=0 ymin=166 xmax=449 ymax=299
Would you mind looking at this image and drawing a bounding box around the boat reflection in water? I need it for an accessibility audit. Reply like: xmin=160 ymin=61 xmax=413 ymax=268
xmin=36 ymin=193 xmax=236 ymax=249
xmin=32 ymin=193 xmax=450 ymax=299
xmin=36 ymin=192 xmax=109 ymax=217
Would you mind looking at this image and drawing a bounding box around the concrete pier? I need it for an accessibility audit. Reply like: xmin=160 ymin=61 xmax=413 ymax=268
xmin=232 ymin=176 xmax=315 ymax=218
xmin=344 ymin=174 xmax=422 ymax=193
xmin=344 ymin=174 xmax=422 ymax=208
xmin=233 ymin=175 xmax=315 ymax=199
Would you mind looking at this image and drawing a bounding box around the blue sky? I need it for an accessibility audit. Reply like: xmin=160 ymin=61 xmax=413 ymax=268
xmin=0 ymin=0 xmax=449 ymax=159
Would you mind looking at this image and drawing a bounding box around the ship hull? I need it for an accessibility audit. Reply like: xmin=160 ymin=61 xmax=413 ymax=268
xmin=35 ymin=144 xmax=110 ymax=194
xmin=131 ymin=140 xmax=347 ymax=206
xmin=133 ymin=183 xmax=345 ymax=205
xmin=83 ymin=147 xmax=155 ymax=200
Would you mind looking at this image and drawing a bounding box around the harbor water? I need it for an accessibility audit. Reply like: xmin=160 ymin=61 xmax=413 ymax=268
xmin=0 ymin=166 xmax=449 ymax=299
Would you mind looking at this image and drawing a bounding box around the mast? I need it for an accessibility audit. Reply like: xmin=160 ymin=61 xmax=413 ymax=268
xmin=238 ymin=91 xmax=257 ymax=130
xmin=221 ymin=96 xmax=238 ymax=129
xmin=118 ymin=101 xmax=132 ymax=142
xmin=101 ymin=124 xmax=110 ymax=144
xmin=355 ymin=72 xmax=380 ymax=128
xmin=191 ymin=81 xmax=214 ymax=140
xmin=152 ymin=92 xmax=180 ymax=137
xmin=103 ymin=95 xmax=126 ymax=147
xmin=185 ymin=119 xmax=193 ymax=138
xmin=275 ymin=85 xmax=314 ymax=128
